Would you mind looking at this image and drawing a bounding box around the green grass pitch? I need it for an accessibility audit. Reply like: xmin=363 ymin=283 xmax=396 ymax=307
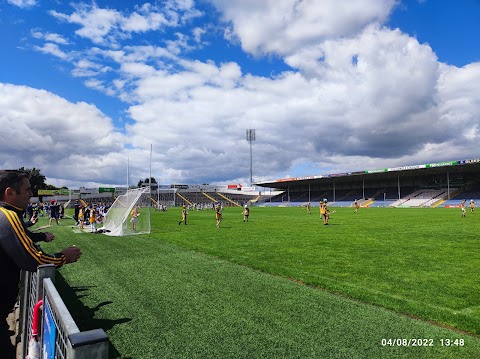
xmin=38 ymin=206 xmax=480 ymax=358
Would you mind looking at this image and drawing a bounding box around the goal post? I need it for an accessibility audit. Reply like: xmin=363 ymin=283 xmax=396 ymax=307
xmin=102 ymin=187 xmax=151 ymax=236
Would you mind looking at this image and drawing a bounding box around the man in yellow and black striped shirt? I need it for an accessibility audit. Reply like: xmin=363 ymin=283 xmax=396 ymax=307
xmin=0 ymin=170 xmax=82 ymax=356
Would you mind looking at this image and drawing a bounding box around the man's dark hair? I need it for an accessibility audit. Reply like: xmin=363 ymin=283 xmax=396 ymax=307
xmin=0 ymin=170 xmax=28 ymax=200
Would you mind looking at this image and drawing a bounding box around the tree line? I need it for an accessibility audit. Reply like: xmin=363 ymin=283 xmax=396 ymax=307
xmin=15 ymin=167 xmax=159 ymax=195
xmin=16 ymin=167 xmax=64 ymax=196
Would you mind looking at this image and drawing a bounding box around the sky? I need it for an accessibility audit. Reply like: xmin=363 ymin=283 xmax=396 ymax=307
xmin=1 ymin=0 xmax=480 ymax=188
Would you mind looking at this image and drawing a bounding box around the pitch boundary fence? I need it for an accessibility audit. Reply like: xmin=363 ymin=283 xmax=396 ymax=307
xmin=17 ymin=264 xmax=109 ymax=358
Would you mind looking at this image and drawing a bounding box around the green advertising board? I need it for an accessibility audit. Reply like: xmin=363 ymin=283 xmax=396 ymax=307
xmin=99 ymin=187 xmax=115 ymax=193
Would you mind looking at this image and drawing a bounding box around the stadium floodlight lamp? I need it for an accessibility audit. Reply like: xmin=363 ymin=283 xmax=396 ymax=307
xmin=246 ymin=129 xmax=256 ymax=186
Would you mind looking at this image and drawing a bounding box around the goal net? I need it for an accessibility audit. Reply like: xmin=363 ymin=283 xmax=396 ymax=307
xmin=102 ymin=187 xmax=151 ymax=236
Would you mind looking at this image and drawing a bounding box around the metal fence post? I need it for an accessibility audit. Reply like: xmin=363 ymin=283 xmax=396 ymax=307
xmin=68 ymin=329 xmax=109 ymax=359
xmin=17 ymin=264 xmax=56 ymax=358
xmin=18 ymin=270 xmax=31 ymax=358
xmin=42 ymin=278 xmax=109 ymax=359
xmin=36 ymin=264 xmax=56 ymax=300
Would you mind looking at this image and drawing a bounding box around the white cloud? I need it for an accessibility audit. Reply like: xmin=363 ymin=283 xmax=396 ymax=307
xmin=437 ymin=62 xmax=480 ymax=147
xmin=210 ymin=0 xmax=397 ymax=56
xmin=50 ymin=5 xmax=122 ymax=46
xmin=166 ymin=32 xmax=197 ymax=54
xmin=31 ymin=31 xmax=69 ymax=45
xmin=120 ymin=62 xmax=157 ymax=78
xmin=44 ymin=33 xmax=69 ymax=45
xmin=192 ymin=27 xmax=206 ymax=44
xmin=120 ymin=22 xmax=480 ymax=183
xmin=281 ymin=25 xmax=443 ymax=157
xmin=49 ymin=2 xmax=201 ymax=48
xmin=5 ymin=1 xmax=480 ymax=187
xmin=120 ymin=10 xmax=170 ymax=33
xmin=7 ymin=0 xmax=36 ymax=8
xmin=34 ymin=43 xmax=68 ymax=59
xmin=0 ymin=83 xmax=126 ymax=186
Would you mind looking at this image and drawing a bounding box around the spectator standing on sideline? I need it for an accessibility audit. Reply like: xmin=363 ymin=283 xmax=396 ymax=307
xmin=26 ymin=202 xmax=34 ymax=220
xmin=59 ymin=202 xmax=64 ymax=219
xmin=74 ymin=200 xmax=80 ymax=225
xmin=0 ymin=170 xmax=82 ymax=357
xmin=48 ymin=199 xmax=59 ymax=226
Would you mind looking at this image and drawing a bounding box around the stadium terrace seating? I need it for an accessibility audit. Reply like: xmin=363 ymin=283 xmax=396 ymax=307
xmin=442 ymin=199 xmax=466 ymax=207
xmin=268 ymin=193 xmax=289 ymax=202
xmin=329 ymin=201 xmax=357 ymax=207
xmin=442 ymin=189 xmax=480 ymax=207
xmin=177 ymin=191 xmax=216 ymax=207
xmin=367 ymin=201 xmax=391 ymax=208
xmin=268 ymin=191 xmax=336 ymax=203
xmin=389 ymin=189 xmax=455 ymax=207
xmin=288 ymin=192 xmax=309 ymax=202
xmin=175 ymin=191 xmax=255 ymax=207
xmin=261 ymin=187 xmax=465 ymax=208
xmin=453 ymin=190 xmax=480 ymax=200
xmin=256 ymin=185 xmax=480 ymax=209
xmin=333 ymin=190 xmax=364 ymax=202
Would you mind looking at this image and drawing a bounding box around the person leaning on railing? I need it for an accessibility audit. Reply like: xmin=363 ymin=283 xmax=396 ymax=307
xmin=0 ymin=170 xmax=82 ymax=358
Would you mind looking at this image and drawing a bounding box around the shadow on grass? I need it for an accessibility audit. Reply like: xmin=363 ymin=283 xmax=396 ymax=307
xmin=54 ymin=272 xmax=132 ymax=359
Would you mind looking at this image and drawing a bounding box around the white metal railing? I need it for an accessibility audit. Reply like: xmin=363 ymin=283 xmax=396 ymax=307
xmin=18 ymin=265 xmax=109 ymax=358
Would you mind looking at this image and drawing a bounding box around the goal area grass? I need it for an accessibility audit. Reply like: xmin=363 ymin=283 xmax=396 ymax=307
xmin=39 ymin=206 xmax=480 ymax=358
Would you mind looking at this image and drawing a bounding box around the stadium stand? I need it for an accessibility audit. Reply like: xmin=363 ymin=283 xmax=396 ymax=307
xmin=29 ymin=159 xmax=480 ymax=210
xmin=255 ymin=159 xmax=480 ymax=208
xmin=216 ymin=192 xmax=241 ymax=206
xmin=176 ymin=192 xmax=193 ymax=206
xmin=389 ymin=189 xmax=455 ymax=207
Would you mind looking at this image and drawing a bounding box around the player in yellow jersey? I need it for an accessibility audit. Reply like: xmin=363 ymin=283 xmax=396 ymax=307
xmin=320 ymin=199 xmax=329 ymax=225
xmin=243 ymin=205 xmax=250 ymax=222
xmin=89 ymin=204 xmax=97 ymax=232
xmin=179 ymin=205 xmax=188 ymax=225
xmin=215 ymin=203 xmax=222 ymax=228
xmin=78 ymin=205 xmax=85 ymax=230
xmin=306 ymin=202 xmax=311 ymax=214
xmin=130 ymin=205 xmax=140 ymax=231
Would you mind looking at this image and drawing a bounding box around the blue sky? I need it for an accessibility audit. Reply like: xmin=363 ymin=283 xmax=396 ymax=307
xmin=1 ymin=0 xmax=480 ymax=188
xmin=388 ymin=0 xmax=480 ymax=66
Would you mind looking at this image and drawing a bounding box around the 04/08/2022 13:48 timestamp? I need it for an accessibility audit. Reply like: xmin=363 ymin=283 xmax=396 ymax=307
xmin=381 ymin=338 xmax=465 ymax=347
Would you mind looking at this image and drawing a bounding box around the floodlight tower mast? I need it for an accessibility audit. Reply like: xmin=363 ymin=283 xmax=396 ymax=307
xmin=149 ymin=144 xmax=152 ymax=194
xmin=246 ymin=129 xmax=256 ymax=186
